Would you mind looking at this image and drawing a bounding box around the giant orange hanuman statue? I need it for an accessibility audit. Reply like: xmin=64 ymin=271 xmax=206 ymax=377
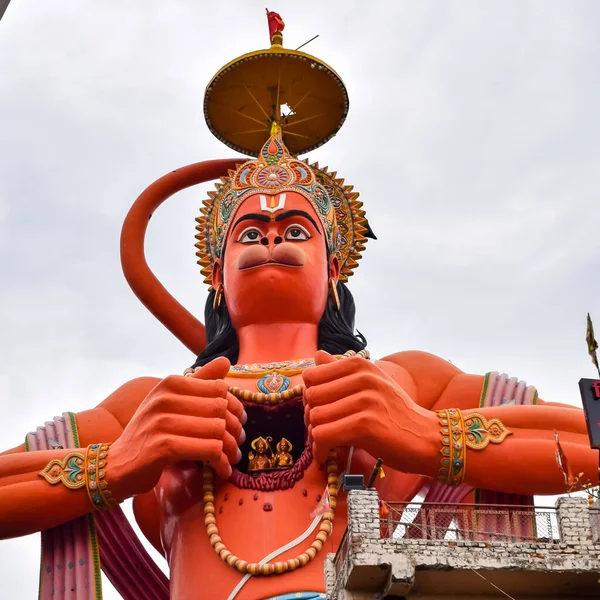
xmin=0 ymin=14 xmax=598 ymax=600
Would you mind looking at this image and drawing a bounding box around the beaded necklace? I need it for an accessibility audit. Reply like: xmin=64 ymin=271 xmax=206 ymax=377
xmin=195 ymin=348 xmax=369 ymax=576
xmin=202 ymin=451 xmax=337 ymax=576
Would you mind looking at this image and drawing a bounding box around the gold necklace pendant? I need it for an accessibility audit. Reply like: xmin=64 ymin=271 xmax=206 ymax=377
xmin=256 ymin=372 xmax=290 ymax=394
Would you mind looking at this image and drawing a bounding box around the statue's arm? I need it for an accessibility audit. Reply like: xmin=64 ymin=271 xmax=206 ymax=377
xmin=436 ymin=373 xmax=597 ymax=493
xmin=0 ymin=377 xmax=158 ymax=540
xmin=1 ymin=360 xmax=246 ymax=543
xmin=381 ymin=352 xmax=599 ymax=495
xmin=455 ymin=403 xmax=597 ymax=494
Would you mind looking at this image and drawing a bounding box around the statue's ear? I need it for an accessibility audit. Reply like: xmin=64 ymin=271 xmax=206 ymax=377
xmin=329 ymin=253 xmax=340 ymax=282
xmin=212 ymin=260 xmax=223 ymax=288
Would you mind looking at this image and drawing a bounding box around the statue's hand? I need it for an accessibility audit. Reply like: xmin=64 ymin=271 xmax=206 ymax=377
xmin=109 ymin=357 xmax=246 ymax=500
xmin=303 ymin=351 xmax=437 ymax=471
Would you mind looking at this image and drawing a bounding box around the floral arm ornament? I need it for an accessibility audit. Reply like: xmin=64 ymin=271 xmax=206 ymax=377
xmin=39 ymin=443 xmax=119 ymax=511
xmin=436 ymin=409 xmax=512 ymax=486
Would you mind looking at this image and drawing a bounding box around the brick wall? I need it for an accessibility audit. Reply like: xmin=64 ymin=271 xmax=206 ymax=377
xmin=326 ymin=491 xmax=600 ymax=599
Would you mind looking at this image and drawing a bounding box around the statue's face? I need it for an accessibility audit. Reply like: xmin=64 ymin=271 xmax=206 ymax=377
xmin=256 ymin=440 xmax=266 ymax=454
xmin=215 ymin=191 xmax=339 ymax=328
xmin=280 ymin=440 xmax=289 ymax=452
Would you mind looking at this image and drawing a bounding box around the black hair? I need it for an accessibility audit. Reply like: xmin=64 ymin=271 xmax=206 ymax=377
xmin=191 ymin=281 xmax=367 ymax=368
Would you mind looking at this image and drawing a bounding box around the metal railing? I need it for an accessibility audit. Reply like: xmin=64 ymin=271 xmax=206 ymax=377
xmin=381 ymin=502 xmax=560 ymax=543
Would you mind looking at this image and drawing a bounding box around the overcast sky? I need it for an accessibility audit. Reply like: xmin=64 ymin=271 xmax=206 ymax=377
xmin=1 ymin=1 xmax=600 ymax=597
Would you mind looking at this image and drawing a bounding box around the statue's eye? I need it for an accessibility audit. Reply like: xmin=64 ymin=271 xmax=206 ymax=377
xmin=237 ymin=227 xmax=262 ymax=244
xmin=284 ymin=225 xmax=310 ymax=241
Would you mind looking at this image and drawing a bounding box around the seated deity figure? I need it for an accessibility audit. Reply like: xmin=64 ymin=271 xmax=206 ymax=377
xmin=274 ymin=438 xmax=294 ymax=469
xmin=0 ymin=18 xmax=598 ymax=600
xmin=248 ymin=437 xmax=274 ymax=472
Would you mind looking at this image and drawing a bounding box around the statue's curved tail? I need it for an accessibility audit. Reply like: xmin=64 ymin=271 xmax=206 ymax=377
xmin=120 ymin=159 xmax=240 ymax=355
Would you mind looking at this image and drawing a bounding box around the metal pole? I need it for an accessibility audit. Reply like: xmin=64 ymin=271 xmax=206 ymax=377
xmin=296 ymin=35 xmax=319 ymax=51
xmin=367 ymin=458 xmax=384 ymax=487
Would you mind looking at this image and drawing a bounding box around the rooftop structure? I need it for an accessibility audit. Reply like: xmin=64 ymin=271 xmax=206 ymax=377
xmin=326 ymin=490 xmax=600 ymax=599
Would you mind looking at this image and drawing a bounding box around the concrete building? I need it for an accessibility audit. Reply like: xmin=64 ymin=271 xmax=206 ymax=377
xmin=326 ymin=490 xmax=600 ymax=599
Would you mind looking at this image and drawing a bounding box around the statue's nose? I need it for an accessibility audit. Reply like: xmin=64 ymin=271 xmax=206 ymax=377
xmin=260 ymin=235 xmax=284 ymax=245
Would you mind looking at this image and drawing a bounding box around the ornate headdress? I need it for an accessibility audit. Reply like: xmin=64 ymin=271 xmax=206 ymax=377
xmin=251 ymin=436 xmax=273 ymax=452
xmin=276 ymin=437 xmax=293 ymax=452
xmin=194 ymin=124 xmax=372 ymax=288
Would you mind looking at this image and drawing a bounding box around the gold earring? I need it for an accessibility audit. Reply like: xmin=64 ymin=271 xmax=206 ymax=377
xmin=213 ymin=285 xmax=223 ymax=311
xmin=329 ymin=279 xmax=340 ymax=311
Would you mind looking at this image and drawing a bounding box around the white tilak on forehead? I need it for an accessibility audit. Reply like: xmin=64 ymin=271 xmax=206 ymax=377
xmin=259 ymin=193 xmax=286 ymax=214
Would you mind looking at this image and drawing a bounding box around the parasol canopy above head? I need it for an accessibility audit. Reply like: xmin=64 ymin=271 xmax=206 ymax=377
xmin=204 ymin=12 xmax=349 ymax=157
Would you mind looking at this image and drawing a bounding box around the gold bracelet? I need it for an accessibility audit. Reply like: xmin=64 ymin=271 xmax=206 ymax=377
xmin=435 ymin=409 xmax=513 ymax=486
xmin=39 ymin=443 xmax=119 ymax=511
xmin=436 ymin=408 xmax=466 ymax=486
xmin=85 ymin=443 xmax=119 ymax=511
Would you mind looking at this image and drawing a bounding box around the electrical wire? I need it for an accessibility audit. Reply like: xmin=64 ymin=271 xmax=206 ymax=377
xmin=469 ymin=567 xmax=517 ymax=599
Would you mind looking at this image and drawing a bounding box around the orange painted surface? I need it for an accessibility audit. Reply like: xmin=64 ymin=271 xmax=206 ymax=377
xmin=120 ymin=158 xmax=239 ymax=355
xmin=1 ymin=177 xmax=598 ymax=599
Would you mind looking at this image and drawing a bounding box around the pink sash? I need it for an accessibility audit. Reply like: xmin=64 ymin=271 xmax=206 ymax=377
xmin=26 ymin=413 xmax=169 ymax=600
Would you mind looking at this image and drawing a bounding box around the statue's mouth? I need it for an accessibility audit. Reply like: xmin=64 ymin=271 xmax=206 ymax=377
xmin=236 ymin=243 xmax=306 ymax=270
xmin=238 ymin=259 xmax=302 ymax=271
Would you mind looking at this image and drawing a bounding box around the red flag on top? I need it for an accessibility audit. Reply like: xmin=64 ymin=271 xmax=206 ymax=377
xmin=266 ymin=8 xmax=285 ymax=42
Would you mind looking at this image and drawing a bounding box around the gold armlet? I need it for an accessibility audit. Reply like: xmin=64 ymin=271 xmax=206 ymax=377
xmin=39 ymin=450 xmax=86 ymax=489
xmin=39 ymin=443 xmax=119 ymax=511
xmin=435 ymin=409 xmax=512 ymax=486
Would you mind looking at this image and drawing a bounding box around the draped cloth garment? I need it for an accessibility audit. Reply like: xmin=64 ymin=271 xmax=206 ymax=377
xmin=26 ymin=413 xmax=169 ymax=600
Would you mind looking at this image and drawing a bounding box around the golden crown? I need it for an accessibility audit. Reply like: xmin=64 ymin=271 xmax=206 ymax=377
xmin=194 ymin=126 xmax=371 ymax=288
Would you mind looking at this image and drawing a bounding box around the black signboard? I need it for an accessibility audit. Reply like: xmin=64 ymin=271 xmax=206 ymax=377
xmin=579 ymin=379 xmax=600 ymax=449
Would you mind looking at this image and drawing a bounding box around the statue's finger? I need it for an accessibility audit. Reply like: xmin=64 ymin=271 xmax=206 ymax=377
xmin=312 ymin=440 xmax=333 ymax=465
xmin=163 ymin=375 xmax=229 ymax=399
xmin=308 ymin=393 xmax=364 ymax=428
xmin=190 ymin=356 xmax=231 ymax=381
xmin=304 ymin=403 xmax=311 ymax=427
xmin=225 ymin=410 xmax=245 ymax=444
xmin=314 ymin=350 xmax=338 ymax=366
xmin=160 ymin=410 xmax=228 ymax=440
xmin=312 ymin=418 xmax=355 ymax=462
xmin=303 ymin=354 xmax=361 ymax=388
xmin=222 ymin=429 xmax=242 ymax=465
xmin=226 ymin=391 xmax=247 ymax=424
xmin=304 ymin=375 xmax=361 ymax=407
xmin=207 ymin=453 xmax=233 ymax=480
